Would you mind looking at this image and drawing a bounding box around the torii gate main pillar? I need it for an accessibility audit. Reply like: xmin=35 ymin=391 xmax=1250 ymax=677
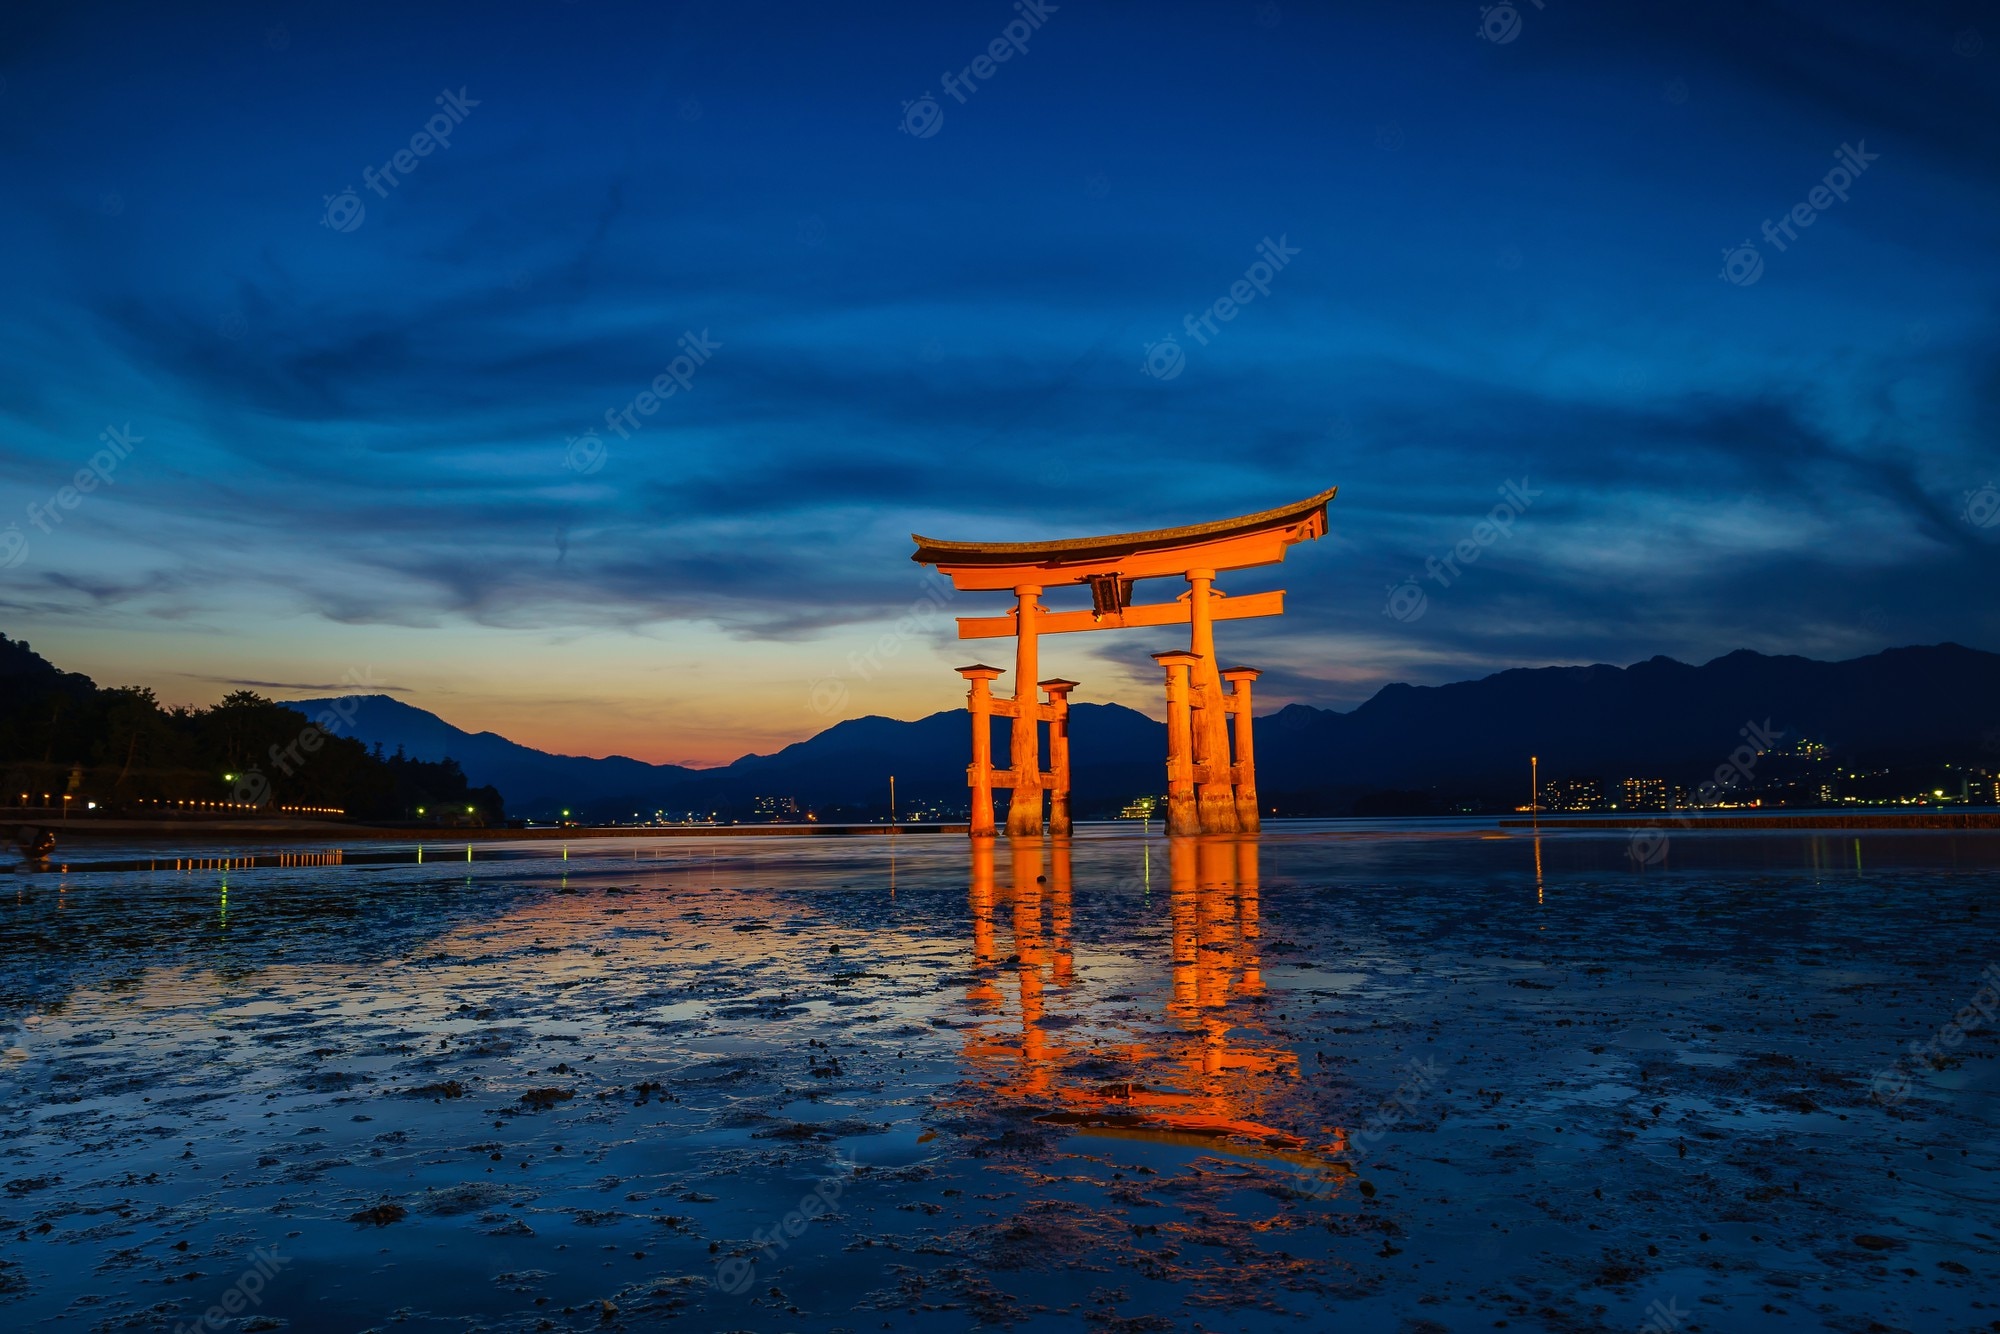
xmin=1006 ymin=585 xmax=1044 ymax=837
xmin=1185 ymin=568 xmax=1240 ymax=835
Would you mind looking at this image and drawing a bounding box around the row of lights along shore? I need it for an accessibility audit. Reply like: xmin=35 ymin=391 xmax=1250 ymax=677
xmin=12 ymin=794 xmax=345 ymax=816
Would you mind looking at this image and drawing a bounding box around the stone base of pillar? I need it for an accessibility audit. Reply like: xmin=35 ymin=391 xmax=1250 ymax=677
xmin=1196 ymin=787 xmax=1240 ymax=834
xmin=1006 ymin=788 xmax=1043 ymax=837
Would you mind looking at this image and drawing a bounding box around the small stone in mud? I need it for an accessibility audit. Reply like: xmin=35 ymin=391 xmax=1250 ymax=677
xmin=1854 ymin=1235 xmax=1904 ymax=1251
xmin=519 ymin=1088 xmax=575 ymax=1111
xmin=1357 ymin=1180 xmax=1376 ymax=1198
xmin=348 ymin=1203 xmax=407 ymax=1226
xmin=406 ymin=1080 xmax=467 ymax=1100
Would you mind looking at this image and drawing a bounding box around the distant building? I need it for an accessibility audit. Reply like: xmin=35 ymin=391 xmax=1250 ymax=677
xmin=1620 ymin=778 xmax=1670 ymax=811
xmin=1543 ymin=778 xmax=1605 ymax=812
xmin=1120 ymin=795 xmax=1161 ymax=819
xmin=752 ymin=795 xmax=800 ymax=820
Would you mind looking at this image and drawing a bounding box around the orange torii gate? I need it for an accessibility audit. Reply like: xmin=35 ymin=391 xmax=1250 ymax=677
xmin=912 ymin=487 xmax=1335 ymax=838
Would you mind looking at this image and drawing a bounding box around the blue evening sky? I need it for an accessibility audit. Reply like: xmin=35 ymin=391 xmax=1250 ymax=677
xmin=1 ymin=0 xmax=1995 ymax=762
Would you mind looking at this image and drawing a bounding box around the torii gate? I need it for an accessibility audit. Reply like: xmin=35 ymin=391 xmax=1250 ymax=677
xmin=912 ymin=487 xmax=1334 ymax=838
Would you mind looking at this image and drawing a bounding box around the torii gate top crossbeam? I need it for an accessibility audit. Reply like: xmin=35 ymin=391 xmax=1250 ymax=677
xmin=911 ymin=487 xmax=1335 ymax=592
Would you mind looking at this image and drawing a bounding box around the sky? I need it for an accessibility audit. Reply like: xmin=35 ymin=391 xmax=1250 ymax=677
xmin=1 ymin=0 xmax=1997 ymax=766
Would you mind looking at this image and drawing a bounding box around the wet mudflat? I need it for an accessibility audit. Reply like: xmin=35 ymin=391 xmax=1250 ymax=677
xmin=0 ymin=824 xmax=1995 ymax=1333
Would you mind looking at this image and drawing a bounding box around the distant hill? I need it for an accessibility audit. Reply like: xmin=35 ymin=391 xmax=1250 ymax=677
xmin=1253 ymin=642 xmax=2000 ymax=808
xmin=283 ymin=694 xmax=704 ymax=816
xmin=286 ymin=692 xmax=1164 ymax=819
xmin=292 ymin=643 xmax=2000 ymax=819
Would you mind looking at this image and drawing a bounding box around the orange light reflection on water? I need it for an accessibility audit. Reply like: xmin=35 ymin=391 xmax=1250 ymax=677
xmin=958 ymin=835 xmax=1347 ymax=1173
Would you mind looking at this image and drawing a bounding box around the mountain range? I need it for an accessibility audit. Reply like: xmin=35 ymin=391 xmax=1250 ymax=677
xmin=292 ymin=643 xmax=2000 ymax=819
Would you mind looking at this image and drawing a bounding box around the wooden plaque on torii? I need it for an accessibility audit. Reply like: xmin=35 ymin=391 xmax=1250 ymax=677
xmin=912 ymin=487 xmax=1334 ymax=837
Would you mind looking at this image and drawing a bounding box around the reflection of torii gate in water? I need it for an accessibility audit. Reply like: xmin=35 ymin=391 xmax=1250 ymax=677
xmin=912 ymin=488 xmax=1336 ymax=837
xmin=956 ymin=836 xmax=1350 ymax=1175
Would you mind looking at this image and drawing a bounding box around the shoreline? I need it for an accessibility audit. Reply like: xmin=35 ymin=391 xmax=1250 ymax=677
xmin=1500 ymin=811 xmax=2000 ymax=831
xmin=13 ymin=819 xmax=970 ymax=844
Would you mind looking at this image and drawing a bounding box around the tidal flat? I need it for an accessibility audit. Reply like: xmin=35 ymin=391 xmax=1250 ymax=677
xmin=0 ymin=825 xmax=1995 ymax=1332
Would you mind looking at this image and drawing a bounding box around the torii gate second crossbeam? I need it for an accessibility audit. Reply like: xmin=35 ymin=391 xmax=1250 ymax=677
xmin=912 ymin=487 xmax=1335 ymax=837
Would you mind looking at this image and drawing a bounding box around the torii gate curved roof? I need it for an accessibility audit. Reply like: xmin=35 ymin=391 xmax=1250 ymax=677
xmin=911 ymin=486 xmax=1336 ymax=591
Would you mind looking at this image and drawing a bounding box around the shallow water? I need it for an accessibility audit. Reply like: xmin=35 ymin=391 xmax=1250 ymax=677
xmin=1 ymin=824 xmax=1996 ymax=1332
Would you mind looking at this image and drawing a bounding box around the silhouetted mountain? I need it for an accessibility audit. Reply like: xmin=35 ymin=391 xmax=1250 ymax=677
xmin=285 ymin=694 xmax=703 ymax=815
xmin=1254 ymin=642 xmax=2000 ymax=804
xmin=286 ymin=693 xmax=1164 ymax=819
xmin=291 ymin=643 xmax=2000 ymax=819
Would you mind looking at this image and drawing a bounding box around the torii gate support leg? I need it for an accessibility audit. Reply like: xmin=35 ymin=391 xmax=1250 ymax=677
xmin=1006 ymin=585 xmax=1045 ymax=837
xmin=1223 ymin=667 xmax=1262 ymax=833
xmin=958 ymin=665 xmax=1004 ymax=838
xmin=1154 ymin=651 xmax=1201 ymax=836
xmin=1186 ymin=569 xmax=1241 ymax=834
